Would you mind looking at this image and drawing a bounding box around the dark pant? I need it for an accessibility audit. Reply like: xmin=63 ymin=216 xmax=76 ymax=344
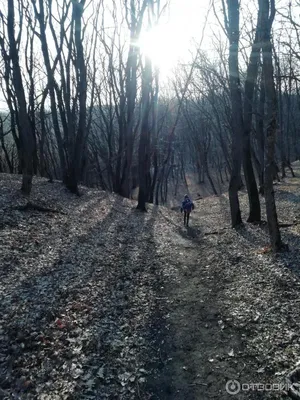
xmin=184 ymin=210 xmax=190 ymax=226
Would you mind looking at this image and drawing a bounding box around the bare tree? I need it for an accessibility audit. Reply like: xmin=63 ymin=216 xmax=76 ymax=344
xmin=242 ymin=2 xmax=262 ymax=222
xmin=223 ymin=0 xmax=243 ymax=227
xmin=137 ymin=53 xmax=152 ymax=210
xmin=0 ymin=0 xmax=36 ymax=194
xmin=31 ymin=0 xmax=92 ymax=194
xmin=121 ymin=0 xmax=148 ymax=197
xmin=260 ymin=0 xmax=284 ymax=251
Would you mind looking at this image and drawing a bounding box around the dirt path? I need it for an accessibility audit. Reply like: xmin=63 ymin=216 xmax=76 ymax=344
xmin=146 ymin=182 xmax=300 ymax=400
xmin=145 ymin=207 xmax=252 ymax=400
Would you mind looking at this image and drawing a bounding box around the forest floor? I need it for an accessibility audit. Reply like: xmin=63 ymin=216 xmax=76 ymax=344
xmin=1 ymin=166 xmax=300 ymax=399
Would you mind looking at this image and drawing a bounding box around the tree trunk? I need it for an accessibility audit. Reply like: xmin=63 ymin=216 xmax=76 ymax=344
xmin=256 ymin=79 xmax=265 ymax=194
xmin=32 ymin=0 xmax=67 ymax=181
xmin=261 ymin=0 xmax=284 ymax=251
xmin=121 ymin=42 xmax=138 ymax=198
xmin=149 ymin=150 xmax=158 ymax=203
xmin=65 ymin=0 xmax=87 ymax=195
xmin=243 ymin=6 xmax=262 ymax=222
xmin=0 ymin=119 xmax=13 ymax=173
xmin=121 ymin=2 xmax=148 ymax=197
xmin=274 ymin=47 xmax=287 ymax=179
xmin=137 ymin=55 xmax=152 ymax=211
xmin=226 ymin=0 xmax=243 ymax=227
xmin=7 ymin=0 xmax=35 ymax=194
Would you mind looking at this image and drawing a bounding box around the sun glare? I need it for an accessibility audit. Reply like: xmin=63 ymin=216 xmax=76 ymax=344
xmin=138 ymin=24 xmax=185 ymax=78
xmin=136 ymin=0 xmax=213 ymax=79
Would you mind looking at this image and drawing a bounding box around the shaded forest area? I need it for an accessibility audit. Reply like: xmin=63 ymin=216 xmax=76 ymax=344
xmin=2 ymin=161 xmax=300 ymax=399
xmin=0 ymin=0 xmax=300 ymax=247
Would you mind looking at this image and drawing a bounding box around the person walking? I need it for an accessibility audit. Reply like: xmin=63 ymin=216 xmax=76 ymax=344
xmin=181 ymin=194 xmax=194 ymax=227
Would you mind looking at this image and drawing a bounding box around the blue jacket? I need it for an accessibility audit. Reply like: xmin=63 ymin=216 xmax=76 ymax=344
xmin=181 ymin=198 xmax=194 ymax=212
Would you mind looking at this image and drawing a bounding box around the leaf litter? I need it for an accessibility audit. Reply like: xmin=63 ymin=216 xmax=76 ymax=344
xmin=1 ymin=165 xmax=300 ymax=399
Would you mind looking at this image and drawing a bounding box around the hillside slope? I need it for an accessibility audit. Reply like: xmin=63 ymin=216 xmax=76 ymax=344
xmin=1 ymin=169 xmax=300 ymax=399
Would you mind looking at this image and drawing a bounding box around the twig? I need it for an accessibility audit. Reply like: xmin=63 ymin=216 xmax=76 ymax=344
xmin=238 ymin=363 xmax=246 ymax=377
xmin=279 ymin=222 xmax=298 ymax=228
xmin=136 ymin=379 xmax=142 ymax=400
xmin=10 ymin=202 xmax=66 ymax=214
xmin=204 ymin=230 xmax=227 ymax=236
xmin=189 ymin=382 xmax=208 ymax=386
xmin=158 ymin=347 xmax=166 ymax=365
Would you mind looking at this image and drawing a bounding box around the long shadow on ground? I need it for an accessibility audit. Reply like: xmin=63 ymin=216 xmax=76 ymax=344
xmin=0 ymin=198 xmax=166 ymax=399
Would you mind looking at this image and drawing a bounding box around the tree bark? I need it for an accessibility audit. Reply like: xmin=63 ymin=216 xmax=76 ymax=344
xmin=256 ymin=78 xmax=265 ymax=194
xmin=65 ymin=0 xmax=87 ymax=194
xmin=261 ymin=0 xmax=284 ymax=251
xmin=7 ymin=0 xmax=35 ymax=194
xmin=243 ymin=6 xmax=262 ymax=222
xmin=226 ymin=0 xmax=243 ymax=227
xmin=32 ymin=0 xmax=67 ymax=181
xmin=137 ymin=55 xmax=152 ymax=211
